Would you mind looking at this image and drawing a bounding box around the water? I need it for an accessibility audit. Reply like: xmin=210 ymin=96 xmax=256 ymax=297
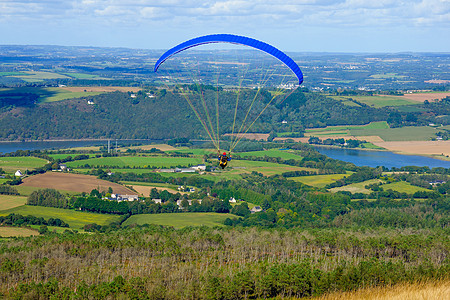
xmin=1 ymin=140 xmax=448 ymax=169
xmin=315 ymin=146 xmax=450 ymax=169
xmin=0 ymin=140 xmax=159 ymax=154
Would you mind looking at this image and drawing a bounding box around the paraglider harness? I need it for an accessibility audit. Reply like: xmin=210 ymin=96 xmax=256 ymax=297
xmin=218 ymin=151 xmax=231 ymax=169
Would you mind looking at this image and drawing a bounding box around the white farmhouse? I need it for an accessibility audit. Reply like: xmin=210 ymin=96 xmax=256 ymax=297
xmin=15 ymin=170 xmax=23 ymax=176
xmin=191 ymin=164 xmax=207 ymax=171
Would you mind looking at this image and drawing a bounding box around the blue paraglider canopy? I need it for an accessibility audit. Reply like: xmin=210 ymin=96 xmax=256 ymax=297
xmin=154 ymin=34 xmax=303 ymax=85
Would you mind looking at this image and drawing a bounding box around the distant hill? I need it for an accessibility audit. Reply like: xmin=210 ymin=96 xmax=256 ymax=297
xmin=0 ymin=87 xmax=446 ymax=141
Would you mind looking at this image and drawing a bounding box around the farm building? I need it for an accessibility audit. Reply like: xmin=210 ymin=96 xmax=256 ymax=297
xmin=250 ymin=206 xmax=262 ymax=214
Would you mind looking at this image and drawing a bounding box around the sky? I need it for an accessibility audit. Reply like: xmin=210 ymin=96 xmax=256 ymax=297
xmin=1 ymin=0 xmax=449 ymax=53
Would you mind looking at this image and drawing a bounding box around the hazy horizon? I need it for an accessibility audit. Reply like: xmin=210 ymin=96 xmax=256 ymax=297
xmin=1 ymin=1 xmax=449 ymax=53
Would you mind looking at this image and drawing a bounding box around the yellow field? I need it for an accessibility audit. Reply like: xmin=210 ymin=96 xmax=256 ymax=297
xmin=316 ymin=280 xmax=449 ymax=300
xmin=0 ymin=195 xmax=27 ymax=210
xmin=0 ymin=227 xmax=39 ymax=237
xmin=373 ymin=140 xmax=450 ymax=157
xmin=290 ymin=173 xmax=349 ymax=188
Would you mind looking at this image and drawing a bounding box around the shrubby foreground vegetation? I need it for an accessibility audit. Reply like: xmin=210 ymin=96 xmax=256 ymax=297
xmin=1 ymin=226 xmax=448 ymax=299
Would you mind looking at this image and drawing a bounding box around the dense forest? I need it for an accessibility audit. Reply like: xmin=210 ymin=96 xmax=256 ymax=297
xmin=1 ymin=87 xmax=448 ymax=141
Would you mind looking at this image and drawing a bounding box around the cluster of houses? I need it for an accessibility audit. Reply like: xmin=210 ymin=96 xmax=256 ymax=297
xmin=108 ymin=193 xmax=262 ymax=213
xmin=159 ymin=164 xmax=206 ymax=173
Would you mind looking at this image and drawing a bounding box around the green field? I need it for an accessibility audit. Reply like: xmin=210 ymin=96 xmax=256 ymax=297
xmin=304 ymin=121 xmax=438 ymax=142
xmin=331 ymin=94 xmax=416 ymax=108
xmin=66 ymin=156 xmax=204 ymax=169
xmin=61 ymin=73 xmax=100 ymax=79
xmin=381 ymin=181 xmax=430 ymax=193
xmin=165 ymin=148 xmax=214 ymax=156
xmin=350 ymin=126 xmax=437 ymax=141
xmin=42 ymin=88 xmax=103 ymax=102
xmin=0 ymin=86 xmax=103 ymax=103
xmin=0 ymin=156 xmax=48 ymax=173
xmin=237 ymin=149 xmax=303 ymax=160
xmin=290 ymin=173 xmax=349 ymax=188
xmin=123 ymin=212 xmax=231 ymax=228
xmin=305 ymin=122 xmax=390 ymax=138
xmin=329 ymin=179 xmax=382 ymax=194
xmin=10 ymin=71 xmax=71 ymax=82
xmin=0 ymin=206 xmax=121 ymax=229
xmin=48 ymin=154 xmax=97 ymax=160
xmin=0 ymin=72 xmax=27 ymax=76
xmin=328 ymin=179 xmax=431 ymax=195
xmin=120 ymin=181 xmax=179 ymax=190
xmin=231 ymin=160 xmax=316 ymax=176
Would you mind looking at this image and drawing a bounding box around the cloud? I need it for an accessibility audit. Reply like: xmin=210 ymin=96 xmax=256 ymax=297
xmin=0 ymin=0 xmax=448 ymax=51
xmin=1 ymin=0 xmax=448 ymax=27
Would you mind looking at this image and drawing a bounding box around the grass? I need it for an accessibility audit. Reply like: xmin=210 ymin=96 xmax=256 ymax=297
xmin=47 ymin=154 xmax=96 ymax=160
xmin=290 ymin=173 xmax=349 ymax=188
xmin=10 ymin=71 xmax=71 ymax=82
xmin=66 ymin=156 xmax=204 ymax=169
xmin=381 ymin=181 xmax=430 ymax=193
xmin=123 ymin=212 xmax=232 ymax=228
xmin=330 ymin=94 xmax=417 ymax=108
xmin=315 ymin=280 xmax=450 ymax=300
xmin=165 ymin=148 xmax=215 ymax=156
xmin=0 ymin=206 xmax=121 ymax=229
xmin=305 ymin=122 xmax=391 ymax=138
xmin=42 ymin=88 xmax=103 ymax=102
xmin=0 ymin=195 xmax=27 ymax=210
xmin=0 ymin=156 xmax=48 ymax=173
xmin=27 ymin=224 xmax=76 ymax=234
xmin=350 ymin=126 xmax=437 ymax=141
xmin=15 ymin=185 xmax=42 ymax=196
xmin=0 ymin=86 xmax=104 ymax=103
xmin=231 ymin=160 xmax=317 ymax=176
xmin=0 ymin=72 xmax=27 ymax=76
xmin=61 ymin=73 xmax=100 ymax=79
xmin=361 ymin=142 xmax=385 ymax=149
xmin=329 ymin=179 xmax=382 ymax=194
xmin=121 ymin=181 xmax=179 ymax=189
xmin=237 ymin=149 xmax=303 ymax=160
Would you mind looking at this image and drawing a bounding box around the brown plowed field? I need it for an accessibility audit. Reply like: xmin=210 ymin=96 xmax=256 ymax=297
xmin=21 ymin=172 xmax=134 ymax=194
xmin=384 ymin=92 xmax=450 ymax=103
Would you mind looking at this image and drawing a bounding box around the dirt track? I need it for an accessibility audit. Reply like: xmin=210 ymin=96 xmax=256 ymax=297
xmin=21 ymin=172 xmax=134 ymax=194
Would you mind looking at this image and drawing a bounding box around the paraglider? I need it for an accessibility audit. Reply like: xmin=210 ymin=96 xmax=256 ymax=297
xmin=218 ymin=151 xmax=232 ymax=169
xmin=154 ymin=34 xmax=303 ymax=169
xmin=154 ymin=34 xmax=303 ymax=85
